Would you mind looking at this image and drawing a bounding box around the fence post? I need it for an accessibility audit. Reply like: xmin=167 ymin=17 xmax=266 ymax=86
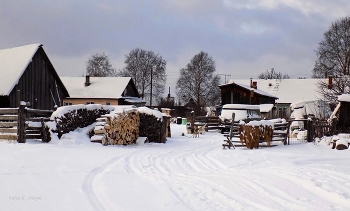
xmin=307 ymin=120 xmax=312 ymax=142
xmin=190 ymin=111 xmax=194 ymax=134
xmin=167 ymin=116 xmax=171 ymax=138
xmin=161 ymin=116 xmax=167 ymax=143
xmin=17 ymin=104 xmax=26 ymax=143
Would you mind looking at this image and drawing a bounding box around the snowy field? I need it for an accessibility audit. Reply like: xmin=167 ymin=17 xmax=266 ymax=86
xmin=1 ymin=124 xmax=350 ymax=211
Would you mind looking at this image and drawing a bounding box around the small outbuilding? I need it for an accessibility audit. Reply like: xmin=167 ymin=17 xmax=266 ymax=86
xmin=0 ymin=44 xmax=69 ymax=110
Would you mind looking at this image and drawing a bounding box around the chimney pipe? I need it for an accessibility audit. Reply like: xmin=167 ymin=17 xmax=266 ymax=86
xmin=252 ymin=81 xmax=257 ymax=89
xmin=85 ymin=75 xmax=90 ymax=86
xmin=250 ymin=78 xmax=253 ymax=88
xmin=327 ymin=76 xmax=332 ymax=89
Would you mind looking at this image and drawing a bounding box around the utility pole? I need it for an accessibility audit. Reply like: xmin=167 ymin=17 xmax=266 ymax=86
xmin=218 ymin=73 xmax=231 ymax=83
xmin=150 ymin=66 xmax=153 ymax=106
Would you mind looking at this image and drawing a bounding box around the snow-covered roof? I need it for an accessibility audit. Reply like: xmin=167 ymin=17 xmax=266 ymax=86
xmin=260 ymin=104 xmax=274 ymax=113
xmin=222 ymin=104 xmax=260 ymax=110
xmin=121 ymin=97 xmax=145 ymax=103
xmin=228 ymin=79 xmax=323 ymax=104
xmin=338 ymin=94 xmax=350 ymax=102
xmin=0 ymin=44 xmax=41 ymax=95
xmin=61 ymin=77 xmax=134 ymax=99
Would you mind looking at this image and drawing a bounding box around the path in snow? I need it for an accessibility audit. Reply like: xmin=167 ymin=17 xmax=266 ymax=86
xmin=1 ymin=124 xmax=350 ymax=211
xmin=92 ymin=124 xmax=350 ymax=211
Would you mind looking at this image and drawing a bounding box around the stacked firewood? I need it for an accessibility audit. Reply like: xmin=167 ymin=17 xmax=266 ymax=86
xmin=53 ymin=107 xmax=111 ymax=138
xmin=139 ymin=113 xmax=163 ymax=143
xmin=104 ymin=110 xmax=140 ymax=145
xmin=90 ymin=107 xmax=166 ymax=145
xmin=95 ymin=110 xmax=139 ymax=146
xmin=238 ymin=125 xmax=273 ymax=149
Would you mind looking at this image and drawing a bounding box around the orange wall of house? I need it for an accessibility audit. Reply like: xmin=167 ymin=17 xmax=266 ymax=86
xmin=63 ymin=98 xmax=119 ymax=105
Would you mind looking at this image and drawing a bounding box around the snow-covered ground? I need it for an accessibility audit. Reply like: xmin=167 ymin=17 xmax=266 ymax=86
xmin=1 ymin=124 xmax=350 ymax=211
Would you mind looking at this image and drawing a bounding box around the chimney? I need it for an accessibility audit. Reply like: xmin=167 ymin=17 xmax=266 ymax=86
xmin=85 ymin=75 xmax=90 ymax=86
xmin=250 ymin=78 xmax=253 ymax=88
xmin=327 ymin=76 xmax=332 ymax=89
xmin=252 ymin=81 xmax=257 ymax=89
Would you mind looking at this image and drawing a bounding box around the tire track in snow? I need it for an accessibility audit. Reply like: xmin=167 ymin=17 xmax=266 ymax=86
xmin=82 ymin=153 xmax=134 ymax=211
xmin=268 ymin=168 xmax=350 ymax=210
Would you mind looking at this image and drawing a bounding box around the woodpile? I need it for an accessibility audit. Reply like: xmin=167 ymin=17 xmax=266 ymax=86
xmin=103 ymin=110 xmax=140 ymax=145
xmin=139 ymin=113 xmax=163 ymax=143
xmin=90 ymin=107 xmax=168 ymax=145
xmin=238 ymin=125 xmax=274 ymax=149
xmin=53 ymin=107 xmax=111 ymax=138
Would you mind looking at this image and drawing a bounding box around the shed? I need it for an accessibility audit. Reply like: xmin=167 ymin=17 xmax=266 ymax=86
xmin=0 ymin=44 xmax=69 ymax=110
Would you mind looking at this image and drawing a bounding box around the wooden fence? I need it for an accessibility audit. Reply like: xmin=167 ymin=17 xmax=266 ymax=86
xmin=0 ymin=105 xmax=53 ymax=143
xmin=194 ymin=116 xmax=220 ymax=131
xmin=222 ymin=120 xmax=290 ymax=146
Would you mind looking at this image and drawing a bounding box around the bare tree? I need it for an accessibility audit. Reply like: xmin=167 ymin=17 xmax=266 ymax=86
xmin=86 ymin=53 xmax=115 ymax=77
xmin=312 ymin=17 xmax=350 ymax=103
xmin=317 ymin=76 xmax=350 ymax=103
xmin=117 ymin=48 xmax=166 ymax=106
xmin=176 ymin=51 xmax=220 ymax=107
xmin=258 ymin=68 xmax=290 ymax=79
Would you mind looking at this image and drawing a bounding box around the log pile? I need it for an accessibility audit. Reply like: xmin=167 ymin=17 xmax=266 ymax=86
xmin=103 ymin=110 xmax=140 ymax=145
xmin=238 ymin=125 xmax=274 ymax=149
xmin=139 ymin=113 xmax=163 ymax=143
xmin=90 ymin=107 xmax=167 ymax=145
xmin=53 ymin=107 xmax=111 ymax=138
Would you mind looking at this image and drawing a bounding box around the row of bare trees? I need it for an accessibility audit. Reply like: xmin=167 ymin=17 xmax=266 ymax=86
xmin=86 ymin=16 xmax=350 ymax=108
xmin=86 ymin=49 xmax=221 ymax=107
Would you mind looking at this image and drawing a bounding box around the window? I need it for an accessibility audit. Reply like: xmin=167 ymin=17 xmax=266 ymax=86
xmin=86 ymin=102 xmax=94 ymax=105
xmin=278 ymin=107 xmax=287 ymax=118
xmin=65 ymin=102 xmax=72 ymax=106
xmin=106 ymin=102 xmax=111 ymax=105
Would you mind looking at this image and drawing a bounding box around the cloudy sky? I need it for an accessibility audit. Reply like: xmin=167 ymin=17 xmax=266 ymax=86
xmin=1 ymin=0 xmax=350 ymax=97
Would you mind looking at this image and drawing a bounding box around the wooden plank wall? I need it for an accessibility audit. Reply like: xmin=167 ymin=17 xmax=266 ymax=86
xmin=8 ymin=47 xmax=67 ymax=111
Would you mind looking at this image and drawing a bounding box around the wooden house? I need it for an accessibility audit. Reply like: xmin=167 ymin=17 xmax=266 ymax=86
xmin=329 ymin=94 xmax=350 ymax=133
xmin=232 ymin=79 xmax=329 ymax=119
xmin=60 ymin=76 xmax=145 ymax=107
xmin=219 ymin=80 xmax=278 ymax=105
xmin=0 ymin=44 xmax=69 ymax=110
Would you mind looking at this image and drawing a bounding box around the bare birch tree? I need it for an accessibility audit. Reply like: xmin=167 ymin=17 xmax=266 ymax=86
xmin=117 ymin=48 xmax=166 ymax=106
xmin=312 ymin=17 xmax=350 ymax=103
xmin=176 ymin=51 xmax=220 ymax=107
xmin=86 ymin=53 xmax=115 ymax=77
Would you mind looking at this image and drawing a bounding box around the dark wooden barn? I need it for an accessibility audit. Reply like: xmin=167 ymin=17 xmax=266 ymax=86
xmin=0 ymin=44 xmax=69 ymax=110
xmin=219 ymin=81 xmax=278 ymax=105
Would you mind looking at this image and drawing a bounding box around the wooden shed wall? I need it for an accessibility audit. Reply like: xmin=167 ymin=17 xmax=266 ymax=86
xmin=8 ymin=47 xmax=67 ymax=110
xmin=220 ymin=85 xmax=276 ymax=105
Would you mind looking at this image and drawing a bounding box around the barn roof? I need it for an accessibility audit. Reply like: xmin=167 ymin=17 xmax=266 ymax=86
xmin=231 ymin=79 xmax=323 ymax=104
xmin=0 ymin=44 xmax=41 ymax=95
xmin=61 ymin=77 xmax=140 ymax=99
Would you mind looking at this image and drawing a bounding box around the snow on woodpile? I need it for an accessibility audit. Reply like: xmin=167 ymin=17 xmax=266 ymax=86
xmin=335 ymin=138 xmax=350 ymax=150
xmin=50 ymin=104 xmax=115 ymax=120
xmin=49 ymin=104 xmax=114 ymax=138
xmin=138 ymin=106 xmax=163 ymax=121
xmin=247 ymin=120 xmax=274 ymax=129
